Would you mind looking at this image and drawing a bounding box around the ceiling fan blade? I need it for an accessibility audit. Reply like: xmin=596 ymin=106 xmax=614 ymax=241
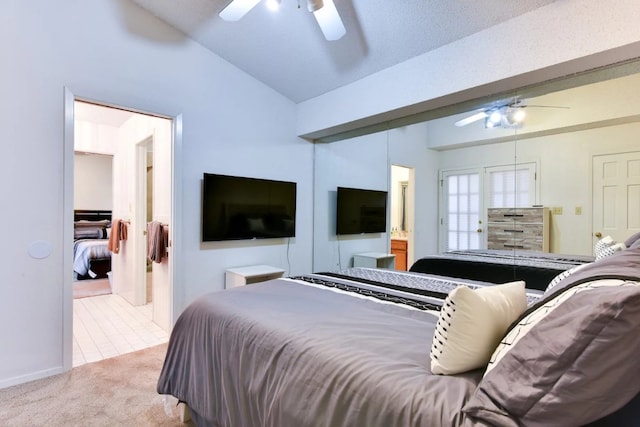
xmin=454 ymin=111 xmax=488 ymax=127
xmin=219 ymin=0 xmax=261 ymax=21
xmin=312 ymin=0 xmax=346 ymax=41
xmin=523 ymin=104 xmax=571 ymax=109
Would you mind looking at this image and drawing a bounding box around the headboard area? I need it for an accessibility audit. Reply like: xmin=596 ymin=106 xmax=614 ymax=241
xmin=74 ymin=210 xmax=112 ymax=222
xmin=73 ymin=210 xmax=112 ymax=240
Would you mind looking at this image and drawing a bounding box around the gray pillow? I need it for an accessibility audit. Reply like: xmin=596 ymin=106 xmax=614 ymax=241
xmin=463 ymin=279 xmax=640 ymax=427
xmin=625 ymin=231 xmax=640 ymax=248
xmin=74 ymin=226 xmax=106 ymax=239
xmin=543 ymin=246 xmax=640 ymax=298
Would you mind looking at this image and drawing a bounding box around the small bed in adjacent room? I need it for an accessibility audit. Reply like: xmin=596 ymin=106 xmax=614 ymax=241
xmin=409 ymin=249 xmax=595 ymax=291
xmin=73 ymin=210 xmax=112 ymax=280
xmin=157 ymin=240 xmax=640 ymax=426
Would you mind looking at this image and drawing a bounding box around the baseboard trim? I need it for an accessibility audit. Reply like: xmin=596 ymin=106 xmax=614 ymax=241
xmin=0 ymin=366 xmax=66 ymax=390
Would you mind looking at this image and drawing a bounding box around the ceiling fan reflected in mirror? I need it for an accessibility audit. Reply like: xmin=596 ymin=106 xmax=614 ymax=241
xmin=219 ymin=0 xmax=346 ymax=41
xmin=454 ymin=99 xmax=570 ymax=128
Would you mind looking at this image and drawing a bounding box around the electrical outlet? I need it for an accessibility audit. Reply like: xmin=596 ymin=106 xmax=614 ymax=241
xmin=552 ymin=206 xmax=563 ymax=215
xmin=575 ymin=206 xmax=582 ymax=215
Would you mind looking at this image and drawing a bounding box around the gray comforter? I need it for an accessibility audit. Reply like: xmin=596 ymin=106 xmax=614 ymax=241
xmin=157 ymin=278 xmax=483 ymax=427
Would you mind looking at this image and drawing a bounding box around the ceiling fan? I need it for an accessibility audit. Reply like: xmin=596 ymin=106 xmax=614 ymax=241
xmin=454 ymin=98 xmax=570 ymax=128
xmin=219 ymin=0 xmax=346 ymax=41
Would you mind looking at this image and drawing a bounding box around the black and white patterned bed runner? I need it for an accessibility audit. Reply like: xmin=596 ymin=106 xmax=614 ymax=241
xmin=442 ymin=250 xmax=593 ymax=268
xmin=291 ymin=274 xmax=444 ymax=312
xmin=297 ymin=268 xmax=541 ymax=306
xmin=328 ymin=267 xmax=486 ymax=294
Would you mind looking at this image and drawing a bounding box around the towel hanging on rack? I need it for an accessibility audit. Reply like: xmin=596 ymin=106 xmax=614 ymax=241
xmin=108 ymin=218 xmax=128 ymax=254
xmin=147 ymin=221 xmax=168 ymax=263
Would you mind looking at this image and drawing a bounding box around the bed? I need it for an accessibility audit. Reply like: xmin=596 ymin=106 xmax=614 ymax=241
xmin=73 ymin=210 xmax=112 ymax=280
xmin=410 ymin=249 xmax=595 ymax=291
xmin=157 ymin=239 xmax=640 ymax=427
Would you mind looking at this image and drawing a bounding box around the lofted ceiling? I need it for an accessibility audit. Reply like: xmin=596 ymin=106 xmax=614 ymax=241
xmin=129 ymin=0 xmax=559 ymax=103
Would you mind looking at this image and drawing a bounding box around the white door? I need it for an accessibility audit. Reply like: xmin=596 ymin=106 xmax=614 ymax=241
xmin=440 ymin=170 xmax=482 ymax=252
xmin=440 ymin=163 xmax=538 ymax=252
xmin=134 ymin=137 xmax=153 ymax=306
xmin=149 ymin=120 xmax=173 ymax=332
xmin=118 ymin=114 xmax=173 ymax=333
xmin=593 ymin=151 xmax=640 ymax=245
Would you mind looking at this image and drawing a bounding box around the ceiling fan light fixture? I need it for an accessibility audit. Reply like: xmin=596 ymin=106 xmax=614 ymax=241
xmin=266 ymin=0 xmax=281 ymax=11
xmin=488 ymin=109 xmax=502 ymax=125
xmin=219 ymin=0 xmax=262 ymax=21
xmin=501 ymin=106 xmax=526 ymax=127
xmin=312 ymin=0 xmax=346 ymax=40
xmin=512 ymin=108 xmax=526 ymax=123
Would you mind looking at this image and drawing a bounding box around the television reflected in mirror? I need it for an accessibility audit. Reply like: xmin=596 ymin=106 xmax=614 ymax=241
xmin=202 ymin=173 xmax=297 ymax=242
xmin=336 ymin=186 xmax=388 ymax=235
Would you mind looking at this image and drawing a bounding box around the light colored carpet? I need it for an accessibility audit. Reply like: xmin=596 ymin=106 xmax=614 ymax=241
xmin=73 ymin=278 xmax=112 ymax=299
xmin=0 ymin=343 xmax=193 ymax=426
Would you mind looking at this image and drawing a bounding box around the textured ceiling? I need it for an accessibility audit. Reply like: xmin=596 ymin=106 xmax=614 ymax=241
xmin=129 ymin=0 xmax=559 ymax=103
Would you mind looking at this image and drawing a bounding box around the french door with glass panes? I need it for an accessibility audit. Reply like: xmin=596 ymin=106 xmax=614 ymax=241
xmin=440 ymin=163 xmax=537 ymax=252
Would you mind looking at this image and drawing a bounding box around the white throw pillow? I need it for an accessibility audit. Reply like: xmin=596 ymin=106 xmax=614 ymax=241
xmin=595 ymin=242 xmax=626 ymax=260
xmin=594 ymin=235 xmax=614 ymax=259
xmin=430 ymin=281 xmax=527 ymax=375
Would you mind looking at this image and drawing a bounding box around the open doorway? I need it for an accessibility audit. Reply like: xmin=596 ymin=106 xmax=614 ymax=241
xmin=71 ymin=100 xmax=173 ymax=367
xmin=390 ymin=165 xmax=415 ymax=270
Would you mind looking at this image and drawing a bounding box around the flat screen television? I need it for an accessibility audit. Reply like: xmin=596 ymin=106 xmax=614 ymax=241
xmin=202 ymin=173 xmax=297 ymax=242
xmin=336 ymin=186 xmax=388 ymax=235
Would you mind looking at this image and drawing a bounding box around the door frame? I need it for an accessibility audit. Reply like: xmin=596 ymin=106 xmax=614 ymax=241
xmin=134 ymin=136 xmax=154 ymax=306
xmin=62 ymin=88 xmax=182 ymax=371
xmin=390 ymin=164 xmax=415 ymax=269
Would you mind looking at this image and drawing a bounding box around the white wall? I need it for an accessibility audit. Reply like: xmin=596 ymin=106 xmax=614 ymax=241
xmin=387 ymin=124 xmax=440 ymax=263
xmin=74 ymin=153 xmax=113 ymax=211
xmin=313 ymin=122 xmax=439 ymax=271
xmin=0 ymin=0 xmax=311 ymax=389
xmin=515 ymin=122 xmax=640 ymax=255
xmin=436 ymin=122 xmax=640 ymax=255
xmin=75 ymin=120 xmax=118 ymax=155
xmin=313 ymin=132 xmax=389 ymax=271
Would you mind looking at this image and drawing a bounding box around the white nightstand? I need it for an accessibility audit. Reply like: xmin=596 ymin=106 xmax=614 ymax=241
xmin=225 ymin=265 xmax=285 ymax=289
xmin=353 ymin=252 xmax=396 ymax=269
